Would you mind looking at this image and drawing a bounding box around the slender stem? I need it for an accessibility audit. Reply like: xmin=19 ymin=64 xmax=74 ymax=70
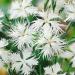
xmin=39 ymin=65 xmax=42 ymax=75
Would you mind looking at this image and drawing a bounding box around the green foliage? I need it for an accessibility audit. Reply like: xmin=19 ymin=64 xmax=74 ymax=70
xmin=51 ymin=0 xmax=56 ymax=12
xmin=0 ymin=0 xmax=11 ymax=7
xmin=44 ymin=0 xmax=49 ymax=11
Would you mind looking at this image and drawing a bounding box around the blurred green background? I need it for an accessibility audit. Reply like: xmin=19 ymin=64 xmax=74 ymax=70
xmin=0 ymin=0 xmax=11 ymax=7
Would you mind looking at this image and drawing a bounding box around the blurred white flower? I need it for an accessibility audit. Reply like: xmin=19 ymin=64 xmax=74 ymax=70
xmin=60 ymin=39 xmax=75 ymax=60
xmin=25 ymin=6 xmax=38 ymax=15
xmin=0 ymin=50 xmax=11 ymax=68
xmin=0 ymin=10 xmax=4 ymax=18
xmin=44 ymin=63 xmax=64 ymax=75
xmin=60 ymin=51 xmax=73 ymax=59
xmin=64 ymin=4 xmax=75 ymax=21
xmin=64 ymin=4 xmax=75 ymax=12
xmin=31 ymin=11 xmax=64 ymax=34
xmin=0 ymin=21 xmax=3 ymax=31
xmin=7 ymin=23 xmax=32 ymax=50
xmin=9 ymin=0 xmax=38 ymax=19
xmin=70 ymin=72 xmax=75 ymax=75
xmin=73 ymin=0 xmax=75 ymax=4
xmin=0 ymin=38 xmax=10 ymax=67
xmin=55 ymin=0 xmax=65 ymax=13
xmin=0 ymin=38 xmax=8 ymax=48
xmin=10 ymin=50 xmax=38 ymax=75
xmin=0 ymin=38 xmax=9 ymax=67
xmin=66 ymin=13 xmax=75 ymax=21
xmin=36 ymin=30 xmax=65 ymax=58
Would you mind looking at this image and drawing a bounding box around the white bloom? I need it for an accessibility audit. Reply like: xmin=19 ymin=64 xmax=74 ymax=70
xmin=9 ymin=1 xmax=27 ymax=19
xmin=31 ymin=11 xmax=64 ymax=34
xmin=0 ymin=50 xmax=11 ymax=68
xmin=44 ymin=63 xmax=64 ymax=75
xmin=0 ymin=38 xmax=8 ymax=48
xmin=70 ymin=72 xmax=75 ymax=75
xmin=73 ymin=0 xmax=75 ymax=4
xmin=25 ymin=6 xmax=38 ymax=15
xmin=43 ymin=22 xmax=64 ymax=35
xmin=10 ymin=50 xmax=38 ymax=75
xmin=55 ymin=0 xmax=65 ymax=13
xmin=36 ymin=30 xmax=65 ymax=58
xmin=0 ymin=10 xmax=4 ymax=18
xmin=64 ymin=4 xmax=75 ymax=13
xmin=64 ymin=4 xmax=75 ymax=21
xmin=7 ymin=23 xmax=32 ymax=50
xmin=38 ymin=11 xmax=59 ymax=19
xmin=0 ymin=39 xmax=9 ymax=67
xmin=65 ymin=13 xmax=75 ymax=21
xmin=60 ymin=51 xmax=73 ymax=58
xmin=9 ymin=0 xmax=38 ymax=19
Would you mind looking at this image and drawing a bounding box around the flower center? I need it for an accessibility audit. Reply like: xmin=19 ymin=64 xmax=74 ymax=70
xmin=46 ymin=38 xmax=56 ymax=45
xmin=44 ymin=18 xmax=50 ymax=23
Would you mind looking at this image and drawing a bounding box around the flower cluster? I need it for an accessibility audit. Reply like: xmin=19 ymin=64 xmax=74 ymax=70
xmin=0 ymin=0 xmax=75 ymax=75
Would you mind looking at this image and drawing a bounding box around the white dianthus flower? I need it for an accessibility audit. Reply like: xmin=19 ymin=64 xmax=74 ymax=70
xmin=70 ymin=72 xmax=75 ymax=75
xmin=30 ymin=11 xmax=64 ymax=34
xmin=7 ymin=23 xmax=32 ymax=50
xmin=0 ymin=38 xmax=8 ymax=48
xmin=0 ymin=50 xmax=11 ymax=68
xmin=55 ymin=0 xmax=65 ymax=13
xmin=35 ymin=30 xmax=65 ymax=58
xmin=9 ymin=0 xmax=38 ymax=19
xmin=59 ymin=51 xmax=73 ymax=59
xmin=0 ymin=38 xmax=10 ymax=67
xmin=10 ymin=50 xmax=38 ymax=75
xmin=44 ymin=63 xmax=65 ymax=75
xmin=64 ymin=4 xmax=75 ymax=21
